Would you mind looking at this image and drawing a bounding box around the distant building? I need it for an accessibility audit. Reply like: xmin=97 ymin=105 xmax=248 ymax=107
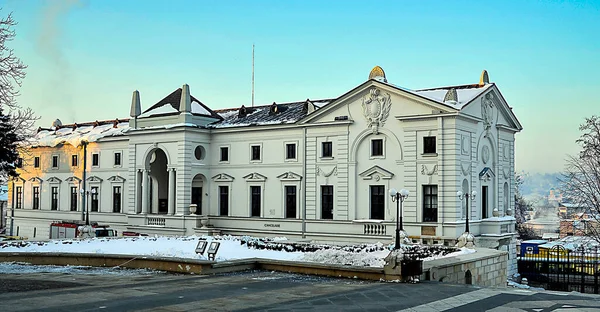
xmin=548 ymin=188 xmax=563 ymax=203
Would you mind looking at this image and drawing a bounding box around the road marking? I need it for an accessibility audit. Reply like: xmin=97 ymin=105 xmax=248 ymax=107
xmin=395 ymin=289 xmax=500 ymax=312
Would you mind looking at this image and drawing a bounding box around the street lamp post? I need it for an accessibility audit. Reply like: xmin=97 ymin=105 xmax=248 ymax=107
xmin=80 ymin=188 xmax=96 ymax=226
xmin=457 ymin=190 xmax=477 ymax=248
xmin=390 ymin=188 xmax=410 ymax=250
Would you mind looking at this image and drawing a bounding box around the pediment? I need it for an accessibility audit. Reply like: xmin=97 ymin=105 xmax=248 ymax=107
xmin=299 ymin=80 xmax=456 ymax=126
xmin=277 ymin=171 xmax=302 ymax=181
xmin=359 ymin=165 xmax=394 ymax=180
xmin=461 ymin=86 xmax=522 ymax=132
xmin=243 ymin=172 xmax=267 ymax=182
xmin=212 ymin=173 xmax=234 ymax=182
xmin=87 ymin=176 xmax=103 ymax=183
xmin=28 ymin=177 xmax=43 ymax=183
xmin=47 ymin=177 xmax=62 ymax=183
xmin=108 ymin=175 xmax=126 ymax=183
xmin=66 ymin=176 xmax=81 ymax=183
xmin=479 ymin=167 xmax=495 ymax=181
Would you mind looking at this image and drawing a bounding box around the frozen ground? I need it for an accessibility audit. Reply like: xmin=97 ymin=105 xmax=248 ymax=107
xmin=0 ymin=261 xmax=162 ymax=275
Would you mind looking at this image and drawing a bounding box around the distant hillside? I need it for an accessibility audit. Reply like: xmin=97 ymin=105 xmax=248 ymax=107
xmin=519 ymin=172 xmax=562 ymax=198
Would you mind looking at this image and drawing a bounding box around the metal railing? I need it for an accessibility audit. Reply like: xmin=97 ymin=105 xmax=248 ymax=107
xmin=518 ymin=245 xmax=599 ymax=294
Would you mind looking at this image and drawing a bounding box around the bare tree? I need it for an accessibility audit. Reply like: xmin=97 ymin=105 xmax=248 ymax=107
xmin=560 ymin=116 xmax=600 ymax=242
xmin=515 ymin=172 xmax=538 ymax=239
xmin=0 ymin=11 xmax=37 ymax=181
xmin=0 ymin=12 xmax=37 ymax=138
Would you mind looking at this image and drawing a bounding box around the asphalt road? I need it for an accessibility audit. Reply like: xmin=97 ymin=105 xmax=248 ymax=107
xmin=1 ymin=269 xmax=600 ymax=311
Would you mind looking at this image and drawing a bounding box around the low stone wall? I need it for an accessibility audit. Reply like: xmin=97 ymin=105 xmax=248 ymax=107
xmin=424 ymin=248 xmax=508 ymax=287
xmin=0 ymin=252 xmax=216 ymax=274
xmin=0 ymin=249 xmax=507 ymax=286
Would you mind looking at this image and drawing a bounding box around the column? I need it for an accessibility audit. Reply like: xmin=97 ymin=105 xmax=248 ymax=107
xmin=168 ymin=168 xmax=175 ymax=215
xmin=141 ymin=169 xmax=149 ymax=214
xmin=135 ymin=170 xmax=142 ymax=214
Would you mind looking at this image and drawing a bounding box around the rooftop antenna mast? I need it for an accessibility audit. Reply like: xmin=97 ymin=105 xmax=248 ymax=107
xmin=252 ymin=44 xmax=255 ymax=107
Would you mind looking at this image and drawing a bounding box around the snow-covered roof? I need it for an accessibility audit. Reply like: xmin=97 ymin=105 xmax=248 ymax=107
xmin=32 ymin=120 xmax=130 ymax=148
xmin=404 ymin=83 xmax=493 ymax=109
xmin=538 ymin=235 xmax=599 ymax=251
xmin=211 ymin=99 xmax=334 ymax=129
xmin=140 ymin=88 xmax=222 ymax=120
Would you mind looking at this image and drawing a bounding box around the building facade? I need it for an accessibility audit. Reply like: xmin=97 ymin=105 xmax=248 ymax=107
xmin=7 ymin=67 xmax=522 ymax=270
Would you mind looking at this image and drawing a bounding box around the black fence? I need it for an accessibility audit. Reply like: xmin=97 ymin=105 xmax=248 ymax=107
xmin=518 ymin=245 xmax=600 ymax=294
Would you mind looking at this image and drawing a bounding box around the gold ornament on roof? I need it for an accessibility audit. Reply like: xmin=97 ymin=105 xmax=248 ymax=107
xmin=479 ymin=70 xmax=489 ymax=86
xmin=368 ymin=66 xmax=387 ymax=83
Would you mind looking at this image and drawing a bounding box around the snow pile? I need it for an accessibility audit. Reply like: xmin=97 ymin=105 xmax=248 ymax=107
xmin=0 ymin=235 xmax=474 ymax=268
xmin=301 ymin=248 xmax=388 ymax=267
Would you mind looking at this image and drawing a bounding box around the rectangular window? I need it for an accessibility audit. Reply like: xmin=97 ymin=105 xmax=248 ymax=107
xmin=15 ymin=186 xmax=22 ymax=209
xmin=371 ymin=139 xmax=383 ymax=156
xmin=251 ymin=145 xmax=261 ymax=161
xmin=322 ymin=142 xmax=332 ymax=158
xmin=34 ymin=157 xmax=40 ymax=168
xmin=250 ymin=186 xmax=261 ymax=217
xmin=52 ymin=155 xmax=59 ymax=168
xmin=70 ymin=187 xmax=78 ymax=211
xmin=33 ymin=186 xmax=40 ymax=209
xmin=286 ymin=143 xmax=296 ymax=160
xmin=92 ymin=153 xmax=99 ymax=167
xmin=51 ymin=187 xmax=58 ymax=210
xmin=71 ymin=155 xmax=78 ymax=167
xmin=423 ymin=136 xmax=436 ymax=154
xmin=219 ymin=186 xmax=229 ymax=216
xmin=220 ymin=147 xmax=229 ymax=162
xmin=423 ymin=185 xmax=438 ymax=222
xmin=114 ymin=152 xmax=122 ymax=166
xmin=370 ymin=185 xmax=385 ymax=220
xmin=91 ymin=187 xmax=99 ymax=212
xmin=285 ymin=186 xmax=297 ymax=218
xmin=321 ymin=185 xmax=333 ymax=219
xmin=113 ymin=186 xmax=121 ymax=213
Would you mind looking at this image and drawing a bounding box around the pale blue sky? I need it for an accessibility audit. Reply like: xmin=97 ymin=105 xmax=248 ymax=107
xmin=3 ymin=0 xmax=600 ymax=174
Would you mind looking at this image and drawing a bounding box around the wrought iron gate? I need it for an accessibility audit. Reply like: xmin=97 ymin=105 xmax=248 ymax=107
xmin=518 ymin=245 xmax=600 ymax=293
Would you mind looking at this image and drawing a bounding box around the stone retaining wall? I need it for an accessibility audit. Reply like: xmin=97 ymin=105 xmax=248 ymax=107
xmin=424 ymin=248 xmax=508 ymax=287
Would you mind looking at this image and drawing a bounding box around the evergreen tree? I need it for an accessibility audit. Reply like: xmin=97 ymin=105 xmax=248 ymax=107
xmin=0 ymin=107 xmax=18 ymax=178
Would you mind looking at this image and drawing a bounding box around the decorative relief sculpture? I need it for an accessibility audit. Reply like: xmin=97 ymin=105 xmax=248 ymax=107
xmin=421 ymin=164 xmax=438 ymax=176
xmin=461 ymin=162 xmax=471 ymax=176
xmin=482 ymin=145 xmax=490 ymax=164
xmin=317 ymin=165 xmax=338 ymax=185
xmin=481 ymin=93 xmax=495 ymax=132
xmin=317 ymin=166 xmax=338 ymax=177
xmin=362 ymin=88 xmax=391 ymax=135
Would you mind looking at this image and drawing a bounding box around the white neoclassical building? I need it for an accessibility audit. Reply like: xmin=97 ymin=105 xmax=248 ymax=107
xmin=7 ymin=67 xmax=522 ymax=255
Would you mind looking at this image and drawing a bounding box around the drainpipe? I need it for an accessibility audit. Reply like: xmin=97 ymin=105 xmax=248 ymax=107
xmin=302 ymin=127 xmax=307 ymax=239
xmin=10 ymin=180 xmax=14 ymax=236
xmin=81 ymin=141 xmax=88 ymax=221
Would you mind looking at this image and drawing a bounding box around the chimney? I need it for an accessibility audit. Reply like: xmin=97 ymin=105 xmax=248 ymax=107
xmin=130 ymin=90 xmax=141 ymax=118
xmin=180 ymin=84 xmax=191 ymax=113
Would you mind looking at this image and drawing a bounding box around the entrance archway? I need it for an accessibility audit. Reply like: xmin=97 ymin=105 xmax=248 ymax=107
xmin=145 ymin=148 xmax=169 ymax=214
